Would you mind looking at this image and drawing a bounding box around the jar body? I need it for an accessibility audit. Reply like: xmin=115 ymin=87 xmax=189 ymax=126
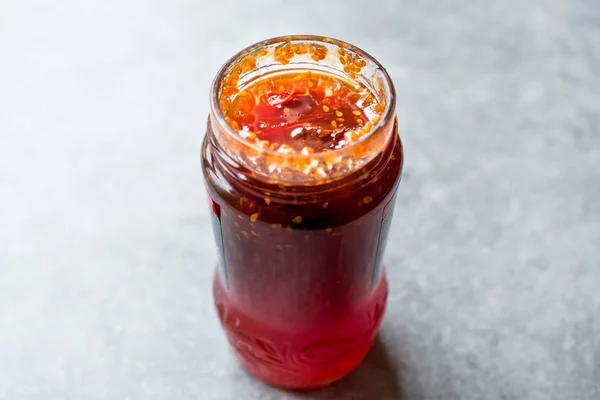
xmin=202 ymin=119 xmax=403 ymax=389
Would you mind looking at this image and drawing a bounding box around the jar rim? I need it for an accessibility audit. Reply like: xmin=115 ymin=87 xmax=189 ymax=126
xmin=208 ymin=35 xmax=397 ymax=176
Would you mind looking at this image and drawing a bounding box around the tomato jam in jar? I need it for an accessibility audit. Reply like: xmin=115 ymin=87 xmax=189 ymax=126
xmin=202 ymin=36 xmax=403 ymax=390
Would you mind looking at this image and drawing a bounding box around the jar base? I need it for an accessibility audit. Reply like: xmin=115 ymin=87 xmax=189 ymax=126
xmin=213 ymin=271 xmax=389 ymax=390
xmin=235 ymin=344 xmax=370 ymax=391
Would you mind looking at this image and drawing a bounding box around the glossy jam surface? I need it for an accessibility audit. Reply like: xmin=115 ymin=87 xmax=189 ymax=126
xmin=203 ymin=66 xmax=402 ymax=389
xmin=225 ymin=71 xmax=383 ymax=153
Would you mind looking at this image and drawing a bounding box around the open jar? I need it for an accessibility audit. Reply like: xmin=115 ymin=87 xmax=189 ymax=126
xmin=202 ymin=35 xmax=403 ymax=390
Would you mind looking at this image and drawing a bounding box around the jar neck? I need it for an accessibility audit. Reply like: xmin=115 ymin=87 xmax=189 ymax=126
xmin=206 ymin=116 xmax=399 ymax=202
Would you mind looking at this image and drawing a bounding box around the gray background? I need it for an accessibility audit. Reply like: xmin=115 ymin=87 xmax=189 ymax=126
xmin=1 ymin=0 xmax=599 ymax=399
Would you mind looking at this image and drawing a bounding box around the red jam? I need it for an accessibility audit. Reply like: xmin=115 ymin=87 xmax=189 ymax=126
xmin=202 ymin=37 xmax=403 ymax=390
xmin=226 ymin=70 xmax=379 ymax=152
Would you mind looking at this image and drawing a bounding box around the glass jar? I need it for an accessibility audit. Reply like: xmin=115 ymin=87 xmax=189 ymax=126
xmin=201 ymin=35 xmax=403 ymax=390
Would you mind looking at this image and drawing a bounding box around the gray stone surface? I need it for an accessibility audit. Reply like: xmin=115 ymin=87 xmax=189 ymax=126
xmin=1 ymin=0 xmax=599 ymax=399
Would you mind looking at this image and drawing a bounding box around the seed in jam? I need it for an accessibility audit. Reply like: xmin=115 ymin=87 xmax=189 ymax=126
xmin=223 ymin=70 xmax=384 ymax=153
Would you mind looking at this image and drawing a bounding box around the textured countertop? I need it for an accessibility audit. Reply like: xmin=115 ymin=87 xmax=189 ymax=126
xmin=1 ymin=1 xmax=599 ymax=399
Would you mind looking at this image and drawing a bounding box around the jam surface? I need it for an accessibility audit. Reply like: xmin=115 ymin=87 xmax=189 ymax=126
xmin=204 ymin=65 xmax=402 ymax=389
xmin=225 ymin=71 xmax=384 ymax=153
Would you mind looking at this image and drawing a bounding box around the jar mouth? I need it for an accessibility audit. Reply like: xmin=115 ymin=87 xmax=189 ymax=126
xmin=208 ymin=35 xmax=397 ymax=182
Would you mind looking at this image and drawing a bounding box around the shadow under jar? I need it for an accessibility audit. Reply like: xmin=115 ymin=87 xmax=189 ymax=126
xmin=202 ymin=35 xmax=403 ymax=390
